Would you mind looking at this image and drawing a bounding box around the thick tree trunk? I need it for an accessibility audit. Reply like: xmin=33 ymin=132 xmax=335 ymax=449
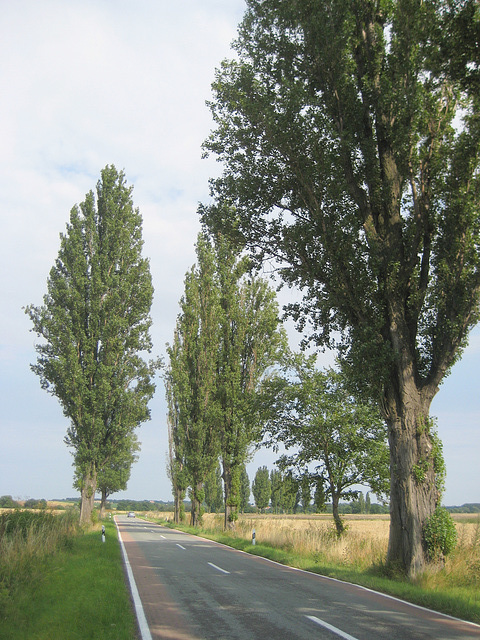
xmin=384 ymin=381 xmax=439 ymax=577
xmin=79 ymin=467 xmax=97 ymax=525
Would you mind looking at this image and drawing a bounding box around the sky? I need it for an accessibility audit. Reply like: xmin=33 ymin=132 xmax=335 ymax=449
xmin=0 ymin=1 xmax=478 ymax=508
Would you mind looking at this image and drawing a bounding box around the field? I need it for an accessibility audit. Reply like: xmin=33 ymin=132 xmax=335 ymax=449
xmin=156 ymin=511 xmax=479 ymax=561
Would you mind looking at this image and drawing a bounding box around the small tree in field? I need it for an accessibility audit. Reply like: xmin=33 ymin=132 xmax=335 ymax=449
xmin=26 ymin=166 xmax=159 ymax=524
xmin=262 ymin=354 xmax=389 ymax=535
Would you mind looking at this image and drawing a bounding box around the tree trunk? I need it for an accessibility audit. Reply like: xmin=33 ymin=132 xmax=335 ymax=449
xmin=174 ymin=487 xmax=184 ymax=524
xmin=79 ymin=467 xmax=97 ymax=525
xmin=223 ymin=466 xmax=237 ymax=530
xmin=99 ymin=488 xmax=107 ymax=519
xmin=331 ymin=492 xmax=345 ymax=536
xmin=190 ymin=483 xmax=203 ymax=527
xmin=384 ymin=380 xmax=439 ymax=577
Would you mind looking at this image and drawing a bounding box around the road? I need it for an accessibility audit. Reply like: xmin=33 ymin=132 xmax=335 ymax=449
xmin=115 ymin=515 xmax=480 ymax=640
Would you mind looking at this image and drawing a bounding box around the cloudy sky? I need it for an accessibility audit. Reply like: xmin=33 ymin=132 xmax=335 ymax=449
xmin=1 ymin=1 xmax=478 ymax=507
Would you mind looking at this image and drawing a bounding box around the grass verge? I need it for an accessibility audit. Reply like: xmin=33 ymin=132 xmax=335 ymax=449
xmin=0 ymin=516 xmax=137 ymax=640
xmin=151 ymin=517 xmax=480 ymax=626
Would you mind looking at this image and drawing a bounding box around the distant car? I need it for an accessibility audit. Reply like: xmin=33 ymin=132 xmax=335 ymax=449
xmin=127 ymin=511 xmax=135 ymax=518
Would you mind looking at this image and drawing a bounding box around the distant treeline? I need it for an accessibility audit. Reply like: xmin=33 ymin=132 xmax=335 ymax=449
xmin=0 ymin=496 xmax=49 ymax=509
xmin=112 ymin=500 xmax=174 ymax=512
xmin=2 ymin=495 xmax=478 ymax=514
xmin=445 ymin=504 xmax=480 ymax=514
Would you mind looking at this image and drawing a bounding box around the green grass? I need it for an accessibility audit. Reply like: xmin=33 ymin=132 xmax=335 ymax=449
xmin=0 ymin=518 xmax=137 ymax=640
xmin=152 ymin=517 xmax=480 ymax=626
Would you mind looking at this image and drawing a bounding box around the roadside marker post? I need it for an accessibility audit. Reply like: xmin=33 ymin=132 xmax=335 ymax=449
xmin=102 ymin=524 xmax=106 ymax=543
xmin=252 ymin=528 xmax=256 ymax=545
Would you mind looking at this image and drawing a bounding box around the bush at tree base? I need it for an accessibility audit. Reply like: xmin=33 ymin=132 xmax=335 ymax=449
xmin=423 ymin=507 xmax=458 ymax=561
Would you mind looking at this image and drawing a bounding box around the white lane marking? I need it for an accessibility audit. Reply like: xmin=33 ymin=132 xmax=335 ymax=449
xmin=306 ymin=616 xmax=359 ymax=640
xmin=176 ymin=543 xmax=186 ymax=550
xmin=208 ymin=562 xmax=230 ymax=575
xmin=115 ymin=517 xmax=153 ymax=640
xmin=160 ymin=534 xmax=166 ymax=539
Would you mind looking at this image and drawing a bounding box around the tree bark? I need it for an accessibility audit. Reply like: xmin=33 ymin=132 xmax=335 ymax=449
xmin=99 ymin=489 xmax=107 ymax=519
xmin=79 ymin=467 xmax=97 ymax=525
xmin=223 ymin=467 xmax=237 ymax=530
xmin=331 ymin=492 xmax=345 ymax=536
xmin=174 ymin=487 xmax=184 ymax=524
xmin=190 ymin=483 xmax=203 ymax=527
xmin=384 ymin=375 xmax=438 ymax=577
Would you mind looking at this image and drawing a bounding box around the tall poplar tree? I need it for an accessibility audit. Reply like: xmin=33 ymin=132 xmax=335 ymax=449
xmin=201 ymin=0 xmax=480 ymax=575
xmin=166 ymin=234 xmax=220 ymax=527
xmin=167 ymin=233 xmax=285 ymax=527
xmin=215 ymin=236 xmax=287 ymax=528
xmin=165 ymin=343 xmax=188 ymax=524
xmin=252 ymin=465 xmax=271 ymax=512
xmin=26 ymin=166 xmax=158 ymax=523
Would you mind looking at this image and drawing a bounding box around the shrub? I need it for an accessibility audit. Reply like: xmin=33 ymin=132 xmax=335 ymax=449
xmin=424 ymin=507 xmax=458 ymax=560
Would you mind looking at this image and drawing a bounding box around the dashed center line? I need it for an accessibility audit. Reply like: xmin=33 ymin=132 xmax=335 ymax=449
xmin=208 ymin=562 xmax=230 ymax=574
xmin=305 ymin=616 xmax=359 ymax=640
xmin=176 ymin=543 xmax=186 ymax=550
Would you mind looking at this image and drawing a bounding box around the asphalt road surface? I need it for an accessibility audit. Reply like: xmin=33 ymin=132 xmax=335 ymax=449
xmin=115 ymin=515 xmax=480 ymax=640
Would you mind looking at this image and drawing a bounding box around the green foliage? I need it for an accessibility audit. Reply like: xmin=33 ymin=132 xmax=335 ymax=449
xmin=214 ymin=233 xmax=287 ymax=526
xmin=166 ymin=233 xmax=221 ymax=526
xmin=114 ymin=499 xmax=172 ymax=512
xmin=252 ymin=466 xmax=271 ymax=511
xmin=424 ymin=507 xmax=458 ymax=560
xmin=202 ymin=0 xmax=480 ymax=573
xmin=23 ymin=499 xmax=47 ymax=510
xmin=25 ymin=166 xmax=159 ymax=521
xmin=204 ymin=465 xmax=224 ymax=513
xmin=0 ymin=496 xmax=20 ymax=509
xmin=95 ymin=433 xmax=141 ymax=504
xmin=262 ymin=354 xmax=389 ymax=525
xmin=314 ymin=477 xmax=327 ymax=514
xmin=413 ymin=417 xmax=447 ymax=500
xmin=166 ymin=232 xmax=286 ymax=527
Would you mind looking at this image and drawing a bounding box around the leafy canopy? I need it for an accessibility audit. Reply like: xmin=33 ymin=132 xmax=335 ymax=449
xmin=201 ymin=0 xmax=480 ymax=399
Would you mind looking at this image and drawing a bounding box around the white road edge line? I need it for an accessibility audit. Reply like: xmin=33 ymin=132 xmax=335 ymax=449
xmin=176 ymin=543 xmax=186 ymax=550
xmin=306 ymin=616 xmax=359 ymax=640
xmin=208 ymin=562 xmax=230 ymax=574
xmin=115 ymin=517 xmax=153 ymax=640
